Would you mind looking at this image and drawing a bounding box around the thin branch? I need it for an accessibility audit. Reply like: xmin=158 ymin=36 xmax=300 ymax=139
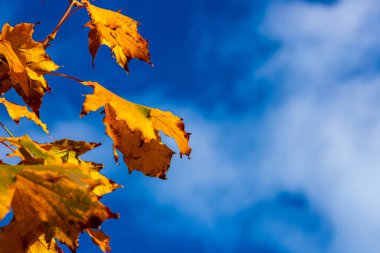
xmin=41 ymin=0 xmax=85 ymax=47
xmin=0 ymin=121 xmax=14 ymax=138
xmin=64 ymin=6 xmax=85 ymax=25
xmin=0 ymin=140 xmax=15 ymax=152
xmin=45 ymin=72 xmax=84 ymax=83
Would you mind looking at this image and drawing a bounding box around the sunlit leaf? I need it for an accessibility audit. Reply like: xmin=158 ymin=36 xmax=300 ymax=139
xmin=81 ymin=82 xmax=191 ymax=179
xmin=0 ymin=23 xmax=59 ymax=115
xmin=86 ymin=229 xmax=111 ymax=253
xmin=82 ymin=0 xmax=151 ymax=73
xmin=0 ymin=135 xmax=119 ymax=251
xmin=0 ymin=164 xmax=117 ymax=251
xmin=0 ymin=98 xmax=48 ymax=133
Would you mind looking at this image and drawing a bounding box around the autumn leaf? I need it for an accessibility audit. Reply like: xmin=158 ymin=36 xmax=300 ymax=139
xmin=0 ymin=135 xmax=119 ymax=251
xmin=0 ymin=219 xmax=63 ymax=253
xmin=82 ymin=0 xmax=151 ymax=73
xmin=81 ymin=82 xmax=191 ymax=179
xmin=86 ymin=229 xmax=111 ymax=253
xmin=1 ymin=135 xmax=119 ymax=196
xmin=40 ymin=138 xmax=119 ymax=196
xmin=27 ymin=234 xmax=63 ymax=253
xmin=0 ymin=163 xmax=117 ymax=251
xmin=2 ymin=135 xmax=61 ymax=165
xmin=0 ymin=98 xmax=48 ymax=133
xmin=0 ymin=165 xmax=16 ymax=221
xmin=0 ymin=57 xmax=11 ymax=95
xmin=0 ymin=23 xmax=59 ymax=115
xmin=40 ymin=139 xmax=104 ymax=171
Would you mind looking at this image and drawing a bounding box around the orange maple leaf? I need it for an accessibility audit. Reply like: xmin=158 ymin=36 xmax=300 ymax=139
xmin=0 ymin=135 xmax=118 ymax=252
xmin=81 ymin=82 xmax=191 ymax=179
xmin=0 ymin=98 xmax=48 ymax=133
xmin=0 ymin=23 xmax=59 ymax=115
xmin=82 ymin=0 xmax=151 ymax=73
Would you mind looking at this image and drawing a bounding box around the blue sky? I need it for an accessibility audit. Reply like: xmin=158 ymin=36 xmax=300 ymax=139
xmin=2 ymin=0 xmax=380 ymax=252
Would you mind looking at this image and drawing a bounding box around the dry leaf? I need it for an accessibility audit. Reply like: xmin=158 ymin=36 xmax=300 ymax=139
xmin=0 ymin=135 xmax=119 ymax=252
xmin=86 ymin=229 xmax=111 ymax=253
xmin=82 ymin=0 xmax=151 ymax=73
xmin=0 ymin=219 xmax=63 ymax=253
xmin=0 ymin=164 xmax=117 ymax=251
xmin=0 ymin=98 xmax=48 ymax=133
xmin=40 ymin=139 xmax=104 ymax=171
xmin=0 ymin=56 xmax=11 ymax=94
xmin=2 ymin=135 xmax=119 ymax=195
xmin=81 ymin=82 xmax=191 ymax=179
xmin=0 ymin=23 xmax=59 ymax=115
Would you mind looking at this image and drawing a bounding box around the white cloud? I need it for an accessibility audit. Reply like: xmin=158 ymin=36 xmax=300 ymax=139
xmin=259 ymin=0 xmax=380 ymax=252
xmin=259 ymin=0 xmax=380 ymax=90
xmin=147 ymin=0 xmax=380 ymax=252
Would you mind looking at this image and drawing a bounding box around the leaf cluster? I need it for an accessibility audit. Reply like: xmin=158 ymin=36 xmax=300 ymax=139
xmin=0 ymin=0 xmax=191 ymax=252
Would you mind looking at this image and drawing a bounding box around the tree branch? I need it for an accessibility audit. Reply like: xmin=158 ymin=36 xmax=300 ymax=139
xmin=41 ymin=0 xmax=85 ymax=47
xmin=0 ymin=121 xmax=14 ymax=138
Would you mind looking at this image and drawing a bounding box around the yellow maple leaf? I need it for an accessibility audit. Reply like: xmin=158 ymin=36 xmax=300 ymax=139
xmin=81 ymin=82 xmax=191 ymax=179
xmin=27 ymin=234 xmax=63 ymax=253
xmin=0 ymin=23 xmax=59 ymax=115
xmin=0 ymin=98 xmax=48 ymax=133
xmin=40 ymin=139 xmax=104 ymax=171
xmin=86 ymin=229 xmax=111 ymax=253
xmin=0 ymin=135 xmax=119 ymax=251
xmin=0 ymin=219 xmax=63 ymax=253
xmin=82 ymin=0 xmax=151 ymax=73
xmin=0 ymin=56 xmax=11 ymax=95
xmin=0 ymin=164 xmax=117 ymax=251
xmin=2 ymin=135 xmax=61 ymax=165
xmin=2 ymin=135 xmax=119 ymax=196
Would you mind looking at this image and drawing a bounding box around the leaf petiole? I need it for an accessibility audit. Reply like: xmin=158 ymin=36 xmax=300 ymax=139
xmin=0 ymin=121 xmax=14 ymax=138
xmin=0 ymin=140 xmax=15 ymax=152
xmin=41 ymin=0 xmax=84 ymax=47
xmin=45 ymin=72 xmax=84 ymax=83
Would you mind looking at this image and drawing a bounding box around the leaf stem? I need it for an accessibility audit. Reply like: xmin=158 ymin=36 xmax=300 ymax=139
xmin=46 ymin=72 xmax=84 ymax=83
xmin=0 ymin=140 xmax=15 ymax=152
xmin=0 ymin=121 xmax=14 ymax=138
xmin=41 ymin=0 xmax=84 ymax=47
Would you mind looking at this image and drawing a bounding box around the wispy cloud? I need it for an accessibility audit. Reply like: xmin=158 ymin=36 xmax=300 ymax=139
xmin=146 ymin=0 xmax=380 ymax=252
xmin=258 ymin=1 xmax=380 ymax=252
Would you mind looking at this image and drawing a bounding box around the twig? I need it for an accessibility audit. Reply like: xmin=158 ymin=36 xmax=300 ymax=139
xmin=0 ymin=140 xmax=15 ymax=152
xmin=46 ymin=72 xmax=84 ymax=83
xmin=0 ymin=121 xmax=14 ymax=138
xmin=41 ymin=0 xmax=84 ymax=47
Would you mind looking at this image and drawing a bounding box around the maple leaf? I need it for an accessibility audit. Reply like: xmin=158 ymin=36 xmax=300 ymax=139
xmin=0 ymin=98 xmax=48 ymax=133
xmin=28 ymin=235 xmax=63 ymax=253
xmin=82 ymin=0 xmax=151 ymax=73
xmin=0 ymin=23 xmax=59 ymax=115
xmin=0 ymin=164 xmax=117 ymax=251
xmin=86 ymin=229 xmax=111 ymax=253
xmin=0 ymin=57 xmax=11 ymax=95
xmin=0 ymin=135 xmax=119 ymax=252
xmin=81 ymin=82 xmax=191 ymax=179
xmin=40 ymin=139 xmax=104 ymax=171
xmin=0 ymin=219 xmax=63 ymax=253
xmin=2 ymin=135 xmax=119 ymax=196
